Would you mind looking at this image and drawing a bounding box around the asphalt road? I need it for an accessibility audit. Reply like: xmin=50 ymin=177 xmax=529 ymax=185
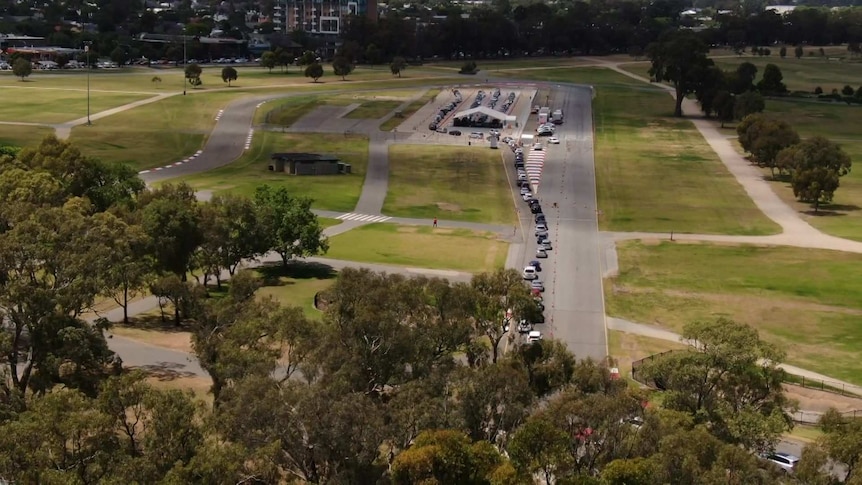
xmin=512 ymin=85 xmax=607 ymax=361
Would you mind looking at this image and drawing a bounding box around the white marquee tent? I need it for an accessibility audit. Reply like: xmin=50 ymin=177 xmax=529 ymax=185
xmin=452 ymin=106 xmax=517 ymax=122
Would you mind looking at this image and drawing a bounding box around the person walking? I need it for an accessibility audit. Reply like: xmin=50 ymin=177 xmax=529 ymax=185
xmin=433 ymin=217 xmax=438 ymax=228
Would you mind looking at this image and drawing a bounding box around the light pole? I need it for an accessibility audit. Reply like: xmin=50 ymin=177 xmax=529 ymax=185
xmin=182 ymin=34 xmax=187 ymax=95
xmin=84 ymin=41 xmax=92 ymax=125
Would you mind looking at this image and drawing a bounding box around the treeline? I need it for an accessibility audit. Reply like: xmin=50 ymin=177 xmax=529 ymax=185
xmin=0 ymin=134 xmax=327 ymax=391
xmin=5 ymin=0 xmax=862 ymax=64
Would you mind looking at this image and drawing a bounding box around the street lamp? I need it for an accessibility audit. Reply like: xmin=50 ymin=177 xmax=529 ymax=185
xmin=183 ymin=34 xmax=187 ymax=95
xmin=84 ymin=41 xmax=92 ymax=125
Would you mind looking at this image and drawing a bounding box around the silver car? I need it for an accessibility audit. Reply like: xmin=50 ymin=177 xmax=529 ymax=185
xmin=763 ymin=453 xmax=799 ymax=474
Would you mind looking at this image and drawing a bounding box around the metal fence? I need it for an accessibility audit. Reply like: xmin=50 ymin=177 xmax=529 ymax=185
xmin=783 ymin=374 xmax=862 ymax=398
xmin=630 ymin=350 xmax=681 ymax=387
xmin=632 ymin=351 xmax=862 ymax=399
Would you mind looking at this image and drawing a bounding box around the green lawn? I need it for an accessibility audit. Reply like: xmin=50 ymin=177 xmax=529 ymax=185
xmin=325 ymin=223 xmax=508 ymax=272
xmin=0 ymin=65 xmax=448 ymax=93
xmin=605 ymin=240 xmax=862 ymax=384
xmin=253 ymin=262 xmax=337 ymax=318
xmin=712 ymin=56 xmax=862 ymax=95
xmin=0 ymin=124 xmax=54 ymax=148
xmin=741 ymin=99 xmax=862 ymax=241
xmin=384 ymin=145 xmax=516 ymax=225
xmin=380 ymin=89 xmax=440 ymax=131
xmin=499 ymin=65 xmax=650 ymax=88
xmin=591 ymin=71 xmax=779 ymax=235
xmin=177 ymin=131 xmax=368 ymax=212
xmin=0 ymin=89 xmax=150 ymax=124
xmin=344 ymin=100 xmax=403 ymax=119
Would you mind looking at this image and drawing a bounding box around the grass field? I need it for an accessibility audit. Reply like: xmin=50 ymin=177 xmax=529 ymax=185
xmin=0 ymin=65 xmax=445 ymax=93
xmin=605 ymin=240 xmax=862 ymax=384
xmin=13 ymin=77 xmax=457 ymax=168
xmin=177 ymin=131 xmax=368 ymax=212
xmin=734 ymin=99 xmax=862 ymax=241
xmin=384 ymin=145 xmax=515 ymax=224
xmin=325 ymin=223 xmax=508 ymax=272
xmin=712 ymin=56 xmax=862 ymax=94
xmin=0 ymin=124 xmax=54 ymax=148
xmin=344 ymin=100 xmax=402 ymax=119
xmin=380 ymin=88 xmax=440 ymax=131
xmin=254 ymin=262 xmax=336 ymax=318
xmin=0 ymin=89 xmax=149 ymax=124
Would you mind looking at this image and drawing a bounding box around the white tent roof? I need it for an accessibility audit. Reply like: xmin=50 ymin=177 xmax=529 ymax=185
xmin=452 ymin=106 xmax=517 ymax=122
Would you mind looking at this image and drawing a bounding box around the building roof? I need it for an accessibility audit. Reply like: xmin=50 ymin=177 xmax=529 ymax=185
xmin=271 ymin=153 xmax=341 ymax=162
xmin=452 ymin=106 xmax=517 ymax=122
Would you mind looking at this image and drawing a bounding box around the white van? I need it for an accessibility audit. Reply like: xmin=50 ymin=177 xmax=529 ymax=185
xmin=522 ymin=266 xmax=537 ymax=280
xmin=528 ymin=330 xmax=543 ymax=343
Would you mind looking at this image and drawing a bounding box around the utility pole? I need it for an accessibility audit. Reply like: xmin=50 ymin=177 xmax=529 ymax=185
xmin=84 ymin=41 xmax=92 ymax=125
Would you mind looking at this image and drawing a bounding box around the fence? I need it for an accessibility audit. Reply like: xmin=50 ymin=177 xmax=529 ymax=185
xmin=632 ymin=351 xmax=862 ymax=399
xmin=783 ymin=373 xmax=862 ymax=398
xmin=630 ymin=350 xmax=680 ymax=387
xmin=790 ymin=408 xmax=862 ymax=425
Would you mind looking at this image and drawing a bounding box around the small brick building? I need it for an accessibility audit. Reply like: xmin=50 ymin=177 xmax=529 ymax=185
xmin=269 ymin=153 xmax=351 ymax=175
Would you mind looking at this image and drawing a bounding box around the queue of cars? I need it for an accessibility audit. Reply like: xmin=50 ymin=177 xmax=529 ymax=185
xmin=428 ymin=89 xmax=464 ymax=132
xmin=510 ymin=139 xmax=553 ymax=343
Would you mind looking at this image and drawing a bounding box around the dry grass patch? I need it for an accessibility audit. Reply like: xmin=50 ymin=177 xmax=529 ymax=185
xmin=384 ymin=144 xmax=515 ymax=225
xmin=607 ymin=330 xmax=687 ymax=380
xmin=605 ymin=241 xmax=862 ymax=384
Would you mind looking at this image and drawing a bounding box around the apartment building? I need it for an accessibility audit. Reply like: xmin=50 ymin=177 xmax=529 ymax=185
xmin=272 ymin=0 xmax=377 ymax=35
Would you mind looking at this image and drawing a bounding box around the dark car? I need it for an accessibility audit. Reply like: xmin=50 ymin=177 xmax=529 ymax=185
xmin=535 ymin=214 xmax=546 ymax=223
xmin=529 ymin=260 xmax=542 ymax=271
xmin=429 ymin=123 xmax=438 ymax=131
xmin=449 ymin=130 xmax=462 ymax=136
xmin=530 ymin=204 xmax=542 ymax=214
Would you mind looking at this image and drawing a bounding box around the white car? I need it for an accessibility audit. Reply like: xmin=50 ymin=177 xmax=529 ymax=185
xmin=528 ymin=330 xmax=543 ymax=343
xmin=532 ymin=143 xmax=544 ymax=151
xmin=523 ymin=266 xmax=537 ymax=280
xmin=548 ymin=137 xmax=560 ymax=144
xmin=522 ymin=192 xmax=533 ymax=201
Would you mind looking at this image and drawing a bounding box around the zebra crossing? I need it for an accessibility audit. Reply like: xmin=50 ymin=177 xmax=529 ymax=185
xmin=337 ymin=213 xmax=392 ymax=223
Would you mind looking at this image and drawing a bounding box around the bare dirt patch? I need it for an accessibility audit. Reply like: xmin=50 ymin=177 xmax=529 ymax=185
xmin=784 ymin=384 xmax=862 ymax=413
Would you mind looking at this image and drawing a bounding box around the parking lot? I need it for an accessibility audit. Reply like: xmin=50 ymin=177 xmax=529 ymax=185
xmin=392 ymin=86 xmax=536 ymax=146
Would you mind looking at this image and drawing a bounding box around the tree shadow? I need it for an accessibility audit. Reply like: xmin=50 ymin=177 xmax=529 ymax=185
xmin=128 ymin=362 xmax=199 ymax=381
xmin=255 ymin=261 xmax=337 ymax=287
xmin=123 ymin=313 xmax=190 ymax=332
xmin=802 ymin=203 xmax=860 ymax=217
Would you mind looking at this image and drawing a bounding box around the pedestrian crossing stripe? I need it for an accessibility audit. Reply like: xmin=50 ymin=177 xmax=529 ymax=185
xmin=337 ymin=213 xmax=393 ymax=223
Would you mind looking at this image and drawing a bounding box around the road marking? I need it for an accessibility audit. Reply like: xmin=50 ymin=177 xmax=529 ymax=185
xmin=243 ymin=128 xmax=254 ymax=150
xmin=214 ymin=109 xmax=224 ymax=121
xmin=138 ymin=169 xmax=151 ymax=174
xmin=336 ymin=213 xmax=392 ymax=223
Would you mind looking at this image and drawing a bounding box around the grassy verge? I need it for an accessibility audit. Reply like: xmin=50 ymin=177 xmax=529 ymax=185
xmin=325 ymin=223 xmax=508 ymax=272
xmin=0 ymin=124 xmax=54 ymax=148
xmin=177 ymin=131 xmax=368 ymax=212
xmin=384 ymin=145 xmax=515 ymax=225
xmin=380 ymin=89 xmax=441 ymax=131
xmin=344 ymin=100 xmax=403 ymax=119
xmin=0 ymin=90 xmax=150 ymax=124
xmin=605 ymin=240 xmax=862 ymax=384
